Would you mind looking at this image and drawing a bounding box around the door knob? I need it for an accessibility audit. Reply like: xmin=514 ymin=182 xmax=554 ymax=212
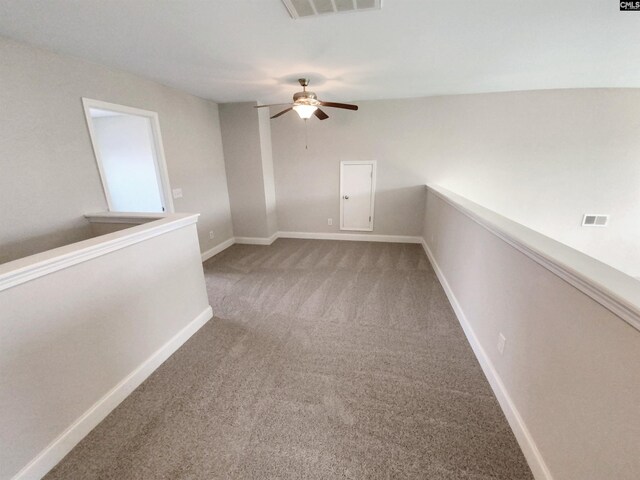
xmin=343 ymin=195 xmax=349 ymax=199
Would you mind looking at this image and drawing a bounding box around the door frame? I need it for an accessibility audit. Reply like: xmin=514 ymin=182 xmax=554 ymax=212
xmin=339 ymin=160 xmax=376 ymax=232
xmin=81 ymin=97 xmax=174 ymax=213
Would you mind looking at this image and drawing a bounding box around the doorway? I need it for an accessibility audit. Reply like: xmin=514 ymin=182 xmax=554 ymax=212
xmin=340 ymin=161 xmax=376 ymax=231
xmin=82 ymin=98 xmax=173 ymax=213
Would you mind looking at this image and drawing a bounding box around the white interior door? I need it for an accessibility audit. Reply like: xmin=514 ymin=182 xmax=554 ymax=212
xmin=340 ymin=161 xmax=376 ymax=231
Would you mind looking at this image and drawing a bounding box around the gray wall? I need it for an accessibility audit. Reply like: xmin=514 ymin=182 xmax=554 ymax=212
xmin=0 ymin=36 xmax=233 ymax=263
xmin=423 ymin=189 xmax=640 ymax=480
xmin=270 ymin=89 xmax=640 ymax=277
xmin=219 ymin=102 xmax=277 ymax=239
xmin=258 ymin=107 xmax=278 ymax=237
xmin=270 ymin=104 xmax=428 ymax=237
xmin=1 ymin=220 xmax=210 ymax=479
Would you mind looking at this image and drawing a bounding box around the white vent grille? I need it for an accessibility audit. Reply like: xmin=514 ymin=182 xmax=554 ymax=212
xmin=582 ymin=214 xmax=609 ymax=227
xmin=282 ymin=0 xmax=381 ymax=19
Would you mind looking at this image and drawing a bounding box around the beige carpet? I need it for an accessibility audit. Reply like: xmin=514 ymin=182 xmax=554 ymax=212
xmin=46 ymin=239 xmax=533 ymax=479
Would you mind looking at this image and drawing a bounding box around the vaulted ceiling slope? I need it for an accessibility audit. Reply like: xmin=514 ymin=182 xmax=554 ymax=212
xmin=0 ymin=1 xmax=638 ymax=103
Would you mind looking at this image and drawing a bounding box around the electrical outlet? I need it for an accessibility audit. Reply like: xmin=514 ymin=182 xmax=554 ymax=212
xmin=209 ymin=231 xmax=214 ymax=239
xmin=497 ymin=333 xmax=506 ymax=355
xmin=328 ymin=218 xmax=333 ymax=226
xmin=172 ymin=188 xmax=183 ymax=199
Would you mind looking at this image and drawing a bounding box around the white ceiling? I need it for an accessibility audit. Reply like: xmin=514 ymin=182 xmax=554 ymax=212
xmin=0 ymin=1 xmax=639 ymax=104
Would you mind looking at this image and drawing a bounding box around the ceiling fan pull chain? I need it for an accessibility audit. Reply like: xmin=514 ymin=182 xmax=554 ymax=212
xmin=304 ymin=119 xmax=308 ymax=150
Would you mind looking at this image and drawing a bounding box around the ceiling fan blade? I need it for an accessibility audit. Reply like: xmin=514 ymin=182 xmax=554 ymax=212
xmin=270 ymin=107 xmax=293 ymax=119
xmin=314 ymin=108 xmax=329 ymax=120
xmin=319 ymin=101 xmax=358 ymax=111
xmin=255 ymin=103 xmax=292 ymax=109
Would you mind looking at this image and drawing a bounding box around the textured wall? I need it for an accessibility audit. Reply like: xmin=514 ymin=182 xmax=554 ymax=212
xmin=271 ymin=89 xmax=640 ymax=277
xmin=0 ymin=36 xmax=233 ymax=263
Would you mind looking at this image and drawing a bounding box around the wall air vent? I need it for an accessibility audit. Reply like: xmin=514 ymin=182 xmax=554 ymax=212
xmin=582 ymin=214 xmax=609 ymax=227
xmin=282 ymin=0 xmax=381 ymax=19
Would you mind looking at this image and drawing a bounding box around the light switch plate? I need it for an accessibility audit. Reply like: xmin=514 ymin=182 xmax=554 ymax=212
xmin=172 ymin=188 xmax=183 ymax=199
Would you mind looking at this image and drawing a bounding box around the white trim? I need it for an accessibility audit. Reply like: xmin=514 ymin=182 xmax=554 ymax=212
xmin=278 ymin=231 xmax=421 ymax=243
xmin=340 ymin=160 xmax=376 ymax=232
xmin=234 ymin=232 xmax=278 ymax=246
xmin=201 ymin=237 xmax=235 ymax=262
xmin=198 ymin=232 xmax=423 ymax=264
xmin=81 ymin=98 xmax=175 ymax=214
xmin=12 ymin=305 xmax=213 ymax=480
xmin=427 ymin=185 xmax=640 ymax=333
xmin=0 ymin=214 xmax=199 ymax=292
xmin=84 ymin=212 xmax=166 ymax=224
xmin=420 ymin=239 xmax=553 ymax=480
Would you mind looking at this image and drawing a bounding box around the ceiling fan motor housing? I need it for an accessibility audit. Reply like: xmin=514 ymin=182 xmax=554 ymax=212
xmin=293 ymin=90 xmax=320 ymax=106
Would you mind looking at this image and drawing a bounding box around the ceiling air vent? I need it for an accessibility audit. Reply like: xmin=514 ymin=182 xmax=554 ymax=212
xmin=282 ymin=0 xmax=381 ymax=19
xmin=582 ymin=214 xmax=609 ymax=227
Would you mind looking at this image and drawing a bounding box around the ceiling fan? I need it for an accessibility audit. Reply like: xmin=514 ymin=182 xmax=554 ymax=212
xmin=255 ymin=78 xmax=358 ymax=120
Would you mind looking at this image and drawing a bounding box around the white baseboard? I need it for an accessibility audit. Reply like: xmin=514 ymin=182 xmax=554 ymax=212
xmin=234 ymin=232 xmax=278 ymax=246
xmin=13 ymin=306 xmax=214 ymax=480
xmin=420 ymin=239 xmax=552 ymax=480
xmin=278 ymin=231 xmax=422 ymax=244
xmin=201 ymin=237 xmax=234 ymax=262
xmin=201 ymin=232 xmax=422 ymax=263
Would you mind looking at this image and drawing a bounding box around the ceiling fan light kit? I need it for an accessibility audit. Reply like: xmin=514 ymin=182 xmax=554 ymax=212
xmin=255 ymin=78 xmax=358 ymax=121
xmin=292 ymin=104 xmax=318 ymax=119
